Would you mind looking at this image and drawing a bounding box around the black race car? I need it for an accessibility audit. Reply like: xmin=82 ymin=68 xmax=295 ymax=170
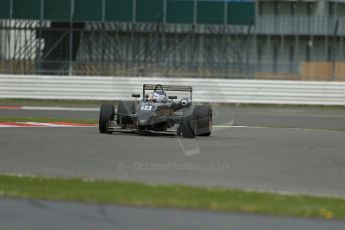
xmin=99 ymin=84 xmax=212 ymax=138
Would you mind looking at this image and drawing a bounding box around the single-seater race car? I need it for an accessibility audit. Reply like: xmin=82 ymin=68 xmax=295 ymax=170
xmin=99 ymin=84 xmax=212 ymax=138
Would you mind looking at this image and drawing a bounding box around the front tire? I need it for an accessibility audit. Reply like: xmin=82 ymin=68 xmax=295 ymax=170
xmin=195 ymin=105 xmax=212 ymax=136
xmin=99 ymin=103 xmax=115 ymax=134
xmin=181 ymin=107 xmax=196 ymax=138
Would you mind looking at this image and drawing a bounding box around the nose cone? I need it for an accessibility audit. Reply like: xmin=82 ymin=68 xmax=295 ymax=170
xmin=138 ymin=118 xmax=149 ymax=126
xmin=137 ymin=106 xmax=155 ymax=126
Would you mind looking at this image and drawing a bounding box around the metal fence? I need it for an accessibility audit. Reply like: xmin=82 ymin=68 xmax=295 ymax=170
xmin=0 ymin=20 xmax=255 ymax=78
xmin=1 ymin=15 xmax=345 ymax=80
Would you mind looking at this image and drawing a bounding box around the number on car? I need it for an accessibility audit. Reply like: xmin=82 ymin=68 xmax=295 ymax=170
xmin=141 ymin=105 xmax=153 ymax=111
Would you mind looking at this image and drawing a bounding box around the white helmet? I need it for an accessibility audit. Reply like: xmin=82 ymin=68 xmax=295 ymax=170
xmin=152 ymin=91 xmax=166 ymax=103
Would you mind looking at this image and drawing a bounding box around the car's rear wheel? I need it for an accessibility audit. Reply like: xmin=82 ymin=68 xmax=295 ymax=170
xmin=195 ymin=105 xmax=212 ymax=136
xmin=181 ymin=107 xmax=196 ymax=138
xmin=116 ymin=101 xmax=136 ymax=127
xmin=99 ymin=103 xmax=115 ymax=134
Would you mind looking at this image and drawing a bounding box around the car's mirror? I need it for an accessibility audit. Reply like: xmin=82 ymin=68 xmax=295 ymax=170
xmin=180 ymin=97 xmax=191 ymax=108
xmin=132 ymin=94 xmax=140 ymax=98
xmin=168 ymin=96 xmax=177 ymax=100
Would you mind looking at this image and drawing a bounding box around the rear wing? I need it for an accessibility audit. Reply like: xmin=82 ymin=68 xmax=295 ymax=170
xmin=142 ymin=84 xmax=192 ymax=100
xmin=143 ymin=84 xmax=192 ymax=93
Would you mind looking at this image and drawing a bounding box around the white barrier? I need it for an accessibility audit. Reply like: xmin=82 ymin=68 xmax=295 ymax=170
xmin=1 ymin=74 xmax=345 ymax=105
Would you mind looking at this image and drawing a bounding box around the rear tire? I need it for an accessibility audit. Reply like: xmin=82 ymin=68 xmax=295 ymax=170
xmin=181 ymin=107 xmax=196 ymax=138
xmin=99 ymin=103 xmax=115 ymax=134
xmin=116 ymin=101 xmax=136 ymax=126
xmin=195 ymin=105 xmax=212 ymax=136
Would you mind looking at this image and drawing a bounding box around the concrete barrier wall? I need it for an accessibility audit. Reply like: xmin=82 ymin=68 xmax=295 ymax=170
xmin=1 ymin=74 xmax=345 ymax=105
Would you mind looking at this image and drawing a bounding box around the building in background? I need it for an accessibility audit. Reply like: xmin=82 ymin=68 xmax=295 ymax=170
xmin=256 ymin=0 xmax=345 ymax=80
xmin=0 ymin=0 xmax=344 ymax=80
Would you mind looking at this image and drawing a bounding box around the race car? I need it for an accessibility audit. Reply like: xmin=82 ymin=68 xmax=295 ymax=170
xmin=98 ymin=84 xmax=212 ymax=138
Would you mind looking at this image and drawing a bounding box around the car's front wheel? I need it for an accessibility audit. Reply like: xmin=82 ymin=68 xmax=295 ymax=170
xmin=181 ymin=107 xmax=196 ymax=138
xmin=195 ymin=105 xmax=212 ymax=136
xmin=99 ymin=103 xmax=115 ymax=134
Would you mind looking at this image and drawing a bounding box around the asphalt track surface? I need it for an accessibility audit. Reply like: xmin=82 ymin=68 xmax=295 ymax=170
xmin=1 ymin=106 xmax=345 ymax=196
xmin=2 ymin=105 xmax=345 ymax=130
xmin=1 ymin=105 xmax=345 ymax=229
xmin=1 ymin=198 xmax=345 ymax=230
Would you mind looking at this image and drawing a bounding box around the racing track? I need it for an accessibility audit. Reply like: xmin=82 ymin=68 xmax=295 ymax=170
xmin=1 ymin=106 xmax=345 ymax=196
xmin=1 ymin=105 xmax=345 ymax=229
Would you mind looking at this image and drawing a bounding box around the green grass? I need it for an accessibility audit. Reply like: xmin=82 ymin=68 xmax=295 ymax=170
xmin=0 ymin=175 xmax=345 ymax=220
xmin=1 ymin=99 xmax=345 ymax=110
xmin=0 ymin=117 xmax=97 ymax=124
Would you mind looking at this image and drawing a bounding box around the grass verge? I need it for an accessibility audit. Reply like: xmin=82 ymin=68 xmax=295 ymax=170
xmin=1 ymin=99 xmax=345 ymax=110
xmin=0 ymin=117 xmax=97 ymax=124
xmin=0 ymin=174 xmax=345 ymax=220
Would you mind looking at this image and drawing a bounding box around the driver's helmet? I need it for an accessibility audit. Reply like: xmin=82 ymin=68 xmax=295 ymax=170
xmin=152 ymin=91 xmax=166 ymax=103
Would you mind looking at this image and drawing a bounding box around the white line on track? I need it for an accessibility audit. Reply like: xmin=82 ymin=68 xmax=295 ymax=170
xmin=0 ymin=122 xmax=97 ymax=128
xmin=0 ymin=125 xmax=96 ymax=128
xmin=213 ymin=125 xmax=257 ymax=128
xmin=213 ymin=125 xmax=344 ymax=132
xmin=21 ymin=106 xmax=99 ymax=112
